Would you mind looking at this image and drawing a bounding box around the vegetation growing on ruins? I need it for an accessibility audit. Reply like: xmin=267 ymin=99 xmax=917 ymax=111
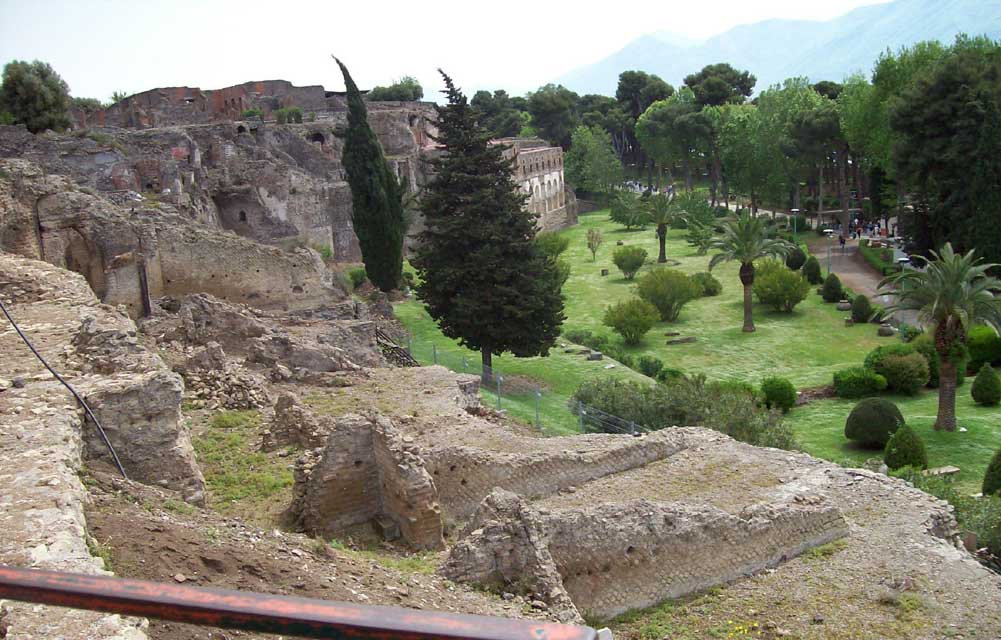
xmin=336 ymin=57 xmax=406 ymax=292
xmin=0 ymin=59 xmax=71 ymax=132
xmin=412 ymin=71 xmax=565 ymax=380
xmin=367 ymin=75 xmax=423 ymax=102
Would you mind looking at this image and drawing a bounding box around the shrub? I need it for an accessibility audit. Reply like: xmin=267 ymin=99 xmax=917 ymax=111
xmin=833 ymin=366 xmax=888 ymax=398
xmin=968 ymin=325 xmax=1001 ymax=373
xmin=241 ymin=108 xmax=262 ymax=119
xmin=899 ymin=323 xmax=923 ymax=342
xmin=972 ymin=364 xmax=1001 ymax=406
xmin=873 ymin=352 xmax=929 ymax=395
xmin=656 ymin=367 xmax=685 ymax=384
xmin=602 ymin=298 xmax=659 ymax=345
xmin=691 ymin=271 xmax=722 ymax=297
xmin=784 ymin=245 xmax=807 ymax=270
xmin=347 ymin=267 xmax=367 ymax=289
xmin=883 ymin=424 xmax=928 ymax=470
xmin=535 ymin=231 xmax=570 ymax=260
xmin=637 ymin=355 xmax=664 ymax=378
xmin=851 ymin=295 xmax=873 ymax=323
xmin=603 ymin=344 xmax=635 ymax=368
xmin=636 ymin=268 xmax=701 ymax=321
xmin=612 ymin=245 xmax=647 ymax=279
xmin=401 ymin=271 xmax=415 ymax=289
xmin=752 ymin=260 xmax=810 ymax=312
xmin=820 ymin=273 xmax=843 ymax=302
xmin=845 ymin=397 xmax=904 ymax=447
xmin=761 ymin=377 xmax=796 ymax=413
xmin=863 ymin=343 xmax=916 ymax=370
xmin=985 ymin=448 xmax=1001 ymax=496
xmin=802 ymin=256 xmax=823 ymax=284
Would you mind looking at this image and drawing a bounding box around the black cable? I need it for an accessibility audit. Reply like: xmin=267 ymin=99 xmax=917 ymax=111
xmin=0 ymin=296 xmax=128 ymax=479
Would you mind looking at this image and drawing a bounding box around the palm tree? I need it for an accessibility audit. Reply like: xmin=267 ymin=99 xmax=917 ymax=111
xmin=880 ymin=244 xmax=1001 ymax=431
xmin=708 ymin=214 xmax=793 ymax=333
xmin=645 ymin=193 xmax=687 ymax=263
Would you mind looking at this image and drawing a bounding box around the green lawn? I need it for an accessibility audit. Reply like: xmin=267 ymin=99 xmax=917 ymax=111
xmin=559 ymin=210 xmax=885 ymax=387
xmin=395 ymin=299 xmax=650 ymax=435
xmin=786 ymin=390 xmax=1000 ymax=495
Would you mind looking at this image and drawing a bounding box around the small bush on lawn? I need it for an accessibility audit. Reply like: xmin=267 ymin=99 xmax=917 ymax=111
xmin=581 ymin=333 xmax=610 ymax=353
xmin=899 ymin=324 xmax=923 ymax=343
xmin=864 ymin=343 xmax=916 ymax=369
xmin=636 ymin=269 xmax=701 ymax=322
xmin=347 ymin=267 xmax=367 ymax=289
xmin=637 ymin=355 xmax=664 ymax=378
xmin=785 ymin=245 xmax=807 ymax=270
xmin=911 ymin=334 xmax=966 ymax=388
xmin=656 ymin=367 xmax=685 ymax=383
xmin=563 ymin=328 xmax=591 ymax=344
xmin=968 ymin=325 xmax=1001 ymax=373
xmin=873 ymin=352 xmax=929 ymax=395
xmin=691 ymin=271 xmax=722 ymax=296
xmin=821 ymin=273 xmax=843 ymax=302
xmin=802 ymin=256 xmax=823 ymax=284
xmin=883 ymin=424 xmax=927 ymax=470
xmin=851 ymin=295 xmax=873 ymax=323
xmin=984 ymin=448 xmax=1001 ymax=496
xmin=535 ymin=231 xmax=570 ymax=260
xmin=612 ymin=246 xmax=647 ymax=280
xmin=845 ymin=397 xmax=904 ymax=447
xmin=603 ymin=298 xmax=659 ymax=346
xmin=603 ymin=345 xmax=635 ymax=368
xmin=761 ymin=377 xmax=796 ymax=413
xmin=833 ymin=366 xmax=888 ymax=398
xmin=753 ymin=260 xmax=810 ymax=312
xmin=972 ymin=364 xmax=1001 ymax=406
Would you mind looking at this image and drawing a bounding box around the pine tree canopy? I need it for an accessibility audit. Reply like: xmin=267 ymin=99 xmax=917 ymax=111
xmin=335 ymin=56 xmax=405 ymax=292
xmin=413 ymin=70 xmax=565 ymax=373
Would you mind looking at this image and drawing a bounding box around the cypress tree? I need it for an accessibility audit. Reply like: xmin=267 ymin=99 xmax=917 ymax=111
xmin=413 ymin=70 xmax=565 ymax=381
xmin=334 ymin=57 xmax=405 ymax=292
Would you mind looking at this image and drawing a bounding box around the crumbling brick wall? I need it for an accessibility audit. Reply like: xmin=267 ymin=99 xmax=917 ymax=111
xmin=442 ymin=489 xmax=849 ymax=621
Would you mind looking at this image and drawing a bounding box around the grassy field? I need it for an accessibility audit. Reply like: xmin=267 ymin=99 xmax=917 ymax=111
xmin=394 ymin=209 xmax=999 ymax=488
xmin=558 ymin=210 xmax=885 ymax=387
xmin=395 ymin=299 xmax=650 ymax=435
xmin=786 ymin=390 xmax=999 ymax=494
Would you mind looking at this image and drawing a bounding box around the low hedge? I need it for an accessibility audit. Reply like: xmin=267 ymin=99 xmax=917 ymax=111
xmin=858 ymin=239 xmax=901 ymax=276
xmin=833 ymin=366 xmax=887 ymax=398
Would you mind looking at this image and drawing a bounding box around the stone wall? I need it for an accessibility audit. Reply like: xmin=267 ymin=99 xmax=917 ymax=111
xmin=427 ymin=430 xmax=684 ymax=520
xmin=292 ymin=413 xmax=444 ymax=550
xmin=442 ymin=490 xmax=849 ymax=621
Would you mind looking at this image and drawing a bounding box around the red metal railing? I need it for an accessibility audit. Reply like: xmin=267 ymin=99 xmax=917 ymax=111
xmin=0 ymin=565 xmax=598 ymax=640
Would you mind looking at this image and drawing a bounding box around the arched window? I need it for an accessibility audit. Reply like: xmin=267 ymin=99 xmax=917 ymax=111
xmin=239 ymin=210 xmax=247 ymax=222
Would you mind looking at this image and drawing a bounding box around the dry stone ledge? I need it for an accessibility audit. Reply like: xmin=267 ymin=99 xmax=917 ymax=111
xmin=261 ymin=392 xmax=334 ymax=451
xmin=442 ymin=488 xmax=849 ymax=621
xmin=0 ymin=253 xmax=153 ymax=639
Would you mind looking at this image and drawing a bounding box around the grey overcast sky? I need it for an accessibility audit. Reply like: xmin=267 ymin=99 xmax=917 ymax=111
xmin=0 ymin=0 xmax=890 ymax=100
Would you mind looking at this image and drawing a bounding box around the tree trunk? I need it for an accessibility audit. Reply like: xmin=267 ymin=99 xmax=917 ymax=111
xmin=481 ymin=348 xmax=493 ymax=385
xmin=657 ymin=223 xmax=667 ymax=263
xmin=683 ymin=155 xmax=692 ymax=191
xmin=936 ymin=358 xmax=958 ymax=431
xmin=838 ymin=145 xmax=850 ymax=233
xmin=711 ymin=150 xmax=722 ymax=206
xmin=817 ymin=163 xmax=824 ymax=225
xmin=739 ymin=262 xmax=755 ymax=333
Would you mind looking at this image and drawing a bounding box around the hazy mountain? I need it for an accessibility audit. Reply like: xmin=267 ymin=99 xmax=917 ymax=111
xmin=556 ymin=0 xmax=1001 ymax=96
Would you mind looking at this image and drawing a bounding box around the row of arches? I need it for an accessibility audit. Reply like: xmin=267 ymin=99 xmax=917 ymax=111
xmin=529 ymin=175 xmax=565 ymax=215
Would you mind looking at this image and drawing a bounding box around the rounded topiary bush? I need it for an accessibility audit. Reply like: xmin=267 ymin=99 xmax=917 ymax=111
xmin=753 ymin=260 xmax=811 ymax=312
xmin=883 ymin=424 xmax=928 ymax=470
xmin=833 ymin=366 xmax=888 ymax=398
xmin=691 ymin=271 xmax=722 ymax=297
xmin=821 ymin=273 xmax=843 ymax=302
xmin=802 ymin=256 xmax=823 ymax=284
xmin=984 ymin=448 xmax=1001 ymax=496
xmin=785 ymin=245 xmax=807 ymax=271
xmin=968 ymin=326 xmax=1001 ymax=373
xmin=612 ymin=245 xmax=648 ymax=280
xmin=972 ymin=364 xmax=1001 ymax=406
xmin=851 ymin=294 xmax=873 ymax=324
xmin=845 ymin=397 xmax=904 ymax=448
xmin=761 ymin=377 xmax=796 ymax=413
xmin=873 ymin=352 xmax=930 ymax=395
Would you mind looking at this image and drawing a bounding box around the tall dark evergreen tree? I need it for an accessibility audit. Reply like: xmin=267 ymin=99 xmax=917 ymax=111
xmin=413 ymin=71 xmax=565 ymax=380
xmin=335 ymin=57 xmax=405 ymax=291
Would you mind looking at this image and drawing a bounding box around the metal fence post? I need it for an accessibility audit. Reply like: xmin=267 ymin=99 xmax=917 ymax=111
xmin=432 ymin=343 xmax=438 ymax=365
xmin=496 ymin=375 xmax=502 ymax=411
xmin=578 ymin=401 xmax=584 ymax=433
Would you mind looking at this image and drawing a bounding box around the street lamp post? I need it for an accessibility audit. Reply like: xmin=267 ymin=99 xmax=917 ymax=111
xmin=790 ymin=208 xmax=800 ymax=236
xmin=824 ymin=229 xmax=835 ymax=273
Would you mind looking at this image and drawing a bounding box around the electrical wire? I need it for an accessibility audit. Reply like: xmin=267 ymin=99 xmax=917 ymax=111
xmin=0 ymin=296 xmax=128 ymax=479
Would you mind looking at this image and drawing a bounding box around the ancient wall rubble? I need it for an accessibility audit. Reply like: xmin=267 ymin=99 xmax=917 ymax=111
xmin=290 ymin=412 xmax=444 ymax=550
xmin=0 ymin=158 xmax=344 ymax=318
